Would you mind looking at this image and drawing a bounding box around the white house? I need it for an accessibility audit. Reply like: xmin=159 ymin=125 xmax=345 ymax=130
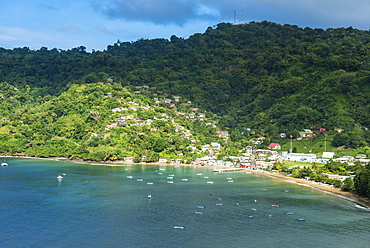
xmin=322 ymin=152 xmax=335 ymax=159
xmin=282 ymin=153 xmax=317 ymax=162
xmin=158 ymin=158 xmax=168 ymax=163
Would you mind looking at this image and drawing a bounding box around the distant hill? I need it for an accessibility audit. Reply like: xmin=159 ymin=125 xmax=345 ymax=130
xmin=2 ymin=21 xmax=370 ymax=148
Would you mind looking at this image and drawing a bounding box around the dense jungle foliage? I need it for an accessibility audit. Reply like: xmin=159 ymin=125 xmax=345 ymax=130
xmin=2 ymin=21 xmax=370 ymax=145
xmin=0 ymin=81 xmax=235 ymax=162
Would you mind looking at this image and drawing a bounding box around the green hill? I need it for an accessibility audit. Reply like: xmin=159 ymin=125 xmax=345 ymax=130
xmin=0 ymin=81 xmax=235 ymax=161
xmin=2 ymin=21 xmax=370 ymax=149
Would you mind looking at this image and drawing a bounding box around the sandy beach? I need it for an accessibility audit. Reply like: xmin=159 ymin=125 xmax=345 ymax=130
xmin=245 ymin=169 xmax=370 ymax=209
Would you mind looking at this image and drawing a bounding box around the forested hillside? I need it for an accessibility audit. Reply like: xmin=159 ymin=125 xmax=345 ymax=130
xmin=0 ymin=81 xmax=236 ymax=161
xmin=2 ymin=21 xmax=370 ymax=147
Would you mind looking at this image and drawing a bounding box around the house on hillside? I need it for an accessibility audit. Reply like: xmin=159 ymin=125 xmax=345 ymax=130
xmin=282 ymin=153 xmax=317 ymax=162
xmin=322 ymin=152 xmax=335 ymax=159
xmin=267 ymin=143 xmax=281 ymax=150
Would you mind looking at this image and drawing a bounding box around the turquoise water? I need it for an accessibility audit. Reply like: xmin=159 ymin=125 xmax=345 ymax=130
xmin=1 ymin=158 xmax=369 ymax=248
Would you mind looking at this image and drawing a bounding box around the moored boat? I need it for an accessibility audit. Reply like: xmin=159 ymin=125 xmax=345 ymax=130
xmin=1 ymin=158 xmax=8 ymax=166
xmin=174 ymin=226 xmax=185 ymax=229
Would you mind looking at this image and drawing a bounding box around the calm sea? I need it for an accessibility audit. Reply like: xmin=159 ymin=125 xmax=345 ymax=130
xmin=1 ymin=158 xmax=369 ymax=248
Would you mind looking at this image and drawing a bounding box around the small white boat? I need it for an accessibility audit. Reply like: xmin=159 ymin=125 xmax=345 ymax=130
xmin=148 ymin=194 xmax=152 ymax=199
xmin=147 ymin=182 xmax=154 ymax=185
xmin=197 ymin=206 xmax=205 ymax=209
xmin=203 ymin=176 xmax=209 ymax=179
xmin=167 ymin=181 xmax=174 ymax=184
xmin=216 ymin=203 xmax=223 ymax=206
xmin=127 ymin=176 xmax=133 ymax=179
xmin=196 ymin=173 xmax=202 ymax=176
xmin=57 ymin=174 xmax=63 ymax=179
xmin=174 ymin=226 xmax=185 ymax=229
xmin=169 ymin=174 xmax=175 ymax=177
xmin=137 ymin=179 xmax=143 ymax=181
xmin=195 ymin=211 xmax=203 ymax=215
xmin=1 ymin=158 xmax=8 ymax=166
xmin=167 ymin=176 xmax=173 ymax=179
xmin=182 ymin=179 xmax=188 ymax=181
xmin=207 ymin=181 xmax=214 ymax=184
xmin=228 ymin=180 xmax=234 ymax=183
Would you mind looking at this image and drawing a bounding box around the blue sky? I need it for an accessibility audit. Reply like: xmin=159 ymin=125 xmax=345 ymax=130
xmin=1 ymin=0 xmax=370 ymax=51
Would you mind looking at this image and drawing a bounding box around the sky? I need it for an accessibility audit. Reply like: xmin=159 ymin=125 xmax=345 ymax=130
xmin=1 ymin=0 xmax=370 ymax=51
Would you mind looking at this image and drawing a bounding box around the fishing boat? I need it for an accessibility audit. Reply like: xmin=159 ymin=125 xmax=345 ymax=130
xmin=195 ymin=211 xmax=203 ymax=215
xmin=197 ymin=206 xmax=205 ymax=209
xmin=271 ymin=205 xmax=280 ymax=207
xmin=57 ymin=174 xmax=63 ymax=179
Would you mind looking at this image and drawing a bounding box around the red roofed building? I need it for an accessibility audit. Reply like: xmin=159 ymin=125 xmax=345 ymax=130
xmin=267 ymin=143 xmax=281 ymax=150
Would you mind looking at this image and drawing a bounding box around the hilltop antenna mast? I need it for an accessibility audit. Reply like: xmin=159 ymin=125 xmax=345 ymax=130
xmin=240 ymin=10 xmax=244 ymax=24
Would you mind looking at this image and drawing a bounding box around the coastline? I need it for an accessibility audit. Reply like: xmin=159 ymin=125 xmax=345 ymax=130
xmin=245 ymin=169 xmax=370 ymax=209
xmin=4 ymin=155 xmax=370 ymax=208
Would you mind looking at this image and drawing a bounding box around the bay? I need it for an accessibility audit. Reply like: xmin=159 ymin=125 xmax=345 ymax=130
xmin=1 ymin=158 xmax=369 ymax=248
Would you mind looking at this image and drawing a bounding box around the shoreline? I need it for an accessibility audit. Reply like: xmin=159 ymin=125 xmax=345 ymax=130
xmin=245 ymin=169 xmax=370 ymax=209
xmin=4 ymin=155 xmax=370 ymax=208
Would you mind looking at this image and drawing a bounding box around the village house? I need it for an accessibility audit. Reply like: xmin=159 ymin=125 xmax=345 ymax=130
xmin=282 ymin=152 xmax=317 ymax=162
xmin=267 ymin=143 xmax=281 ymax=150
xmin=124 ymin=157 xmax=134 ymax=163
xmin=321 ymin=173 xmax=354 ymax=181
xmin=158 ymin=158 xmax=168 ymax=163
xmin=334 ymin=156 xmax=355 ymax=164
